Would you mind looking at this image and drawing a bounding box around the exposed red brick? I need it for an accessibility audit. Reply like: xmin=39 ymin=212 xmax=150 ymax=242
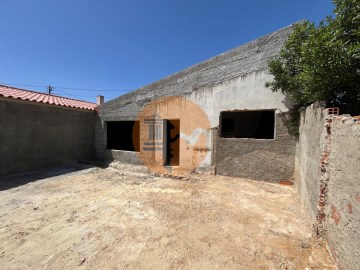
xmin=326 ymin=107 xmax=339 ymax=115
xmin=279 ymin=180 xmax=294 ymax=185
xmin=316 ymin=117 xmax=333 ymax=236
xmin=347 ymin=204 xmax=353 ymax=214
xmin=352 ymin=194 xmax=360 ymax=202
xmin=331 ymin=205 xmax=341 ymax=225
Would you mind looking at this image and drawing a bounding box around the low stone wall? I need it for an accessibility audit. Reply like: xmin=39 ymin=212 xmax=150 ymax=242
xmin=104 ymin=150 xmax=142 ymax=165
xmin=295 ymin=103 xmax=360 ymax=269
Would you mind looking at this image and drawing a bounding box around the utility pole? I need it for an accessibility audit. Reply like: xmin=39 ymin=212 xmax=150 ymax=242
xmin=48 ymin=85 xmax=53 ymax=95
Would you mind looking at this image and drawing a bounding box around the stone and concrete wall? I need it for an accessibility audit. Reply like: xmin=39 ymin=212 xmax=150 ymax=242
xmin=295 ymin=103 xmax=360 ymax=269
xmin=0 ymin=98 xmax=95 ymax=175
xmin=96 ymin=24 xmax=297 ymax=180
xmin=325 ymin=115 xmax=360 ymax=269
xmin=294 ymin=102 xmax=327 ymax=220
xmin=184 ymin=71 xmax=295 ymax=178
xmin=215 ymin=112 xmax=295 ymax=181
xmin=95 ymin=116 xmax=108 ymax=160
xmin=94 ymin=115 xmax=143 ymax=165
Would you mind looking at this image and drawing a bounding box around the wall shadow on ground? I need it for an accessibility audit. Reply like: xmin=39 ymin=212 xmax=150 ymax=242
xmin=0 ymin=162 xmax=101 ymax=191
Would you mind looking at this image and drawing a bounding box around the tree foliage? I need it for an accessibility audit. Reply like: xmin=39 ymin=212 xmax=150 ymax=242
xmin=266 ymin=0 xmax=360 ymax=133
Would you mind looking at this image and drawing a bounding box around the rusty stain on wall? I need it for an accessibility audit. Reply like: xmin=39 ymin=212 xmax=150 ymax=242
xmin=331 ymin=205 xmax=341 ymax=226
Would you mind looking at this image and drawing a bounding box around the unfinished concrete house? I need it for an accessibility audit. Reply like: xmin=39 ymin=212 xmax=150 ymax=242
xmin=96 ymin=24 xmax=296 ymax=181
xmin=0 ymin=85 xmax=98 ymax=175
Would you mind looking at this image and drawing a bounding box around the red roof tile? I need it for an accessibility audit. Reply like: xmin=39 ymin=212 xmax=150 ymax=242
xmin=0 ymin=85 xmax=97 ymax=111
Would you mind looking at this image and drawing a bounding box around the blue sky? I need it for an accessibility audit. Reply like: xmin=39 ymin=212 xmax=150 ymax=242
xmin=0 ymin=0 xmax=334 ymax=103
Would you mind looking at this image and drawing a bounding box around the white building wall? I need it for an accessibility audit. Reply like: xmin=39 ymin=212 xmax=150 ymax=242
xmin=186 ymin=70 xmax=290 ymax=128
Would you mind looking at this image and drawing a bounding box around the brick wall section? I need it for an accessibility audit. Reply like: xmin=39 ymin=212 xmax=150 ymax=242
xmin=295 ymin=103 xmax=360 ymax=269
xmin=215 ymin=112 xmax=295 ymax=181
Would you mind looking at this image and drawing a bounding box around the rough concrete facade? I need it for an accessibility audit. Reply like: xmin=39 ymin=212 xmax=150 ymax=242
xmin=0 ymin=98 xmax=95 ymax=175
xmin=295 ymin=103 xmax=360 ymax=269
xmin=325 ymin=116 xmax=360 ymax=269
xmin=215 ymin=112 xmax=295 ymax=181
xmin=95 ymin=116 xmax=108 ymax=160
xmin=295 ymin=102 xmax=327 ymax=220
xmin=97 ymin=24 xmax=297 ymax=180
xmin=95 ymin=116 xmax=142 ymax=164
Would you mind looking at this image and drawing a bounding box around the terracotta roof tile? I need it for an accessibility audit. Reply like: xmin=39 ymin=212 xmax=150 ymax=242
xmin=0 ymin=85 xmax=97 ymax=111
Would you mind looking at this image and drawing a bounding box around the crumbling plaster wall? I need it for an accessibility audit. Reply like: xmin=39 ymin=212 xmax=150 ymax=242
xmin=295 ymin=103 xmax=360 ymax=269
xmin=325 ymin=116 xmax=360 ymax=269
xmin=295 ymin=102 xmax=327 ymax=220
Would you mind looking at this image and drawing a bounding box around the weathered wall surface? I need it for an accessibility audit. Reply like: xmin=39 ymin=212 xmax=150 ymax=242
xmin=294 ymin=102 xmax=327 ymax=220
xmin=0 ymin=98 xmax=95 ymax=175
xmin=95 ymin=70 xmax=296 ymax=176
xmin=96 ymin=25 xmax=297 ymax=179
xmin=185 ymin=70 xmax=290 ymax=128
xmin=104 ymin=149 xmax=142 ymax=165
xmin=215 ymin=112 xmax=295 ymax=181
xmin=94 ymin=115 xmax=107 ymax=160
xmin=185 ymin=70 xmax=294 ymax=173
xmin=295 ymin=103 xmax=360 ymax=269
xmin=325 ymin=116 xmax=360 ymax=269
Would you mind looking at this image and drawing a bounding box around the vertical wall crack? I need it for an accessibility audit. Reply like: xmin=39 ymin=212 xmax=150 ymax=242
xmin=316 ymin=115 xmax=334 ymax=237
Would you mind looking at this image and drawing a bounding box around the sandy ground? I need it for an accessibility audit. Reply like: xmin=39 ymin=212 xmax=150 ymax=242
xmin=0 ymin=162 xmax=335 ymax=270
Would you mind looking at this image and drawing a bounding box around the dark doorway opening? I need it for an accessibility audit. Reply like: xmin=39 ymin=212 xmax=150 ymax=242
xmin=107 ymin=121 xmax=140 ymax=151
xmin=220 ymin=110 xmax=275 ymax=139
xmin=164 ymin=119 xmax=180 ymax=166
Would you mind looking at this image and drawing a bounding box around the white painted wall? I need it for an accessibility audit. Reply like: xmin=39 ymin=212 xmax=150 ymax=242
xmin=186 ymin=70 xmax=290 ymax=128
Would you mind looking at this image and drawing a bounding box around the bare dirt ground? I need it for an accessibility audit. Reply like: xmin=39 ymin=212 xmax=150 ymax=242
xmin=0 ymin=163 xmax=335 ymax=270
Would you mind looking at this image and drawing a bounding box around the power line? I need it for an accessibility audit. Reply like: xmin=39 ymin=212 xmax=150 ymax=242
xmin=55 ymin=86 xmax=130 ymax=92
xmin=0 ymin=82 xmax=47 ymax=88
xmin=55 ymin=89 xmax=82 ymax=100
xmin=54 ymin=89 xmax=121 ymax=99
xmin=0 ymin=82 xmax=132 ymax=92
